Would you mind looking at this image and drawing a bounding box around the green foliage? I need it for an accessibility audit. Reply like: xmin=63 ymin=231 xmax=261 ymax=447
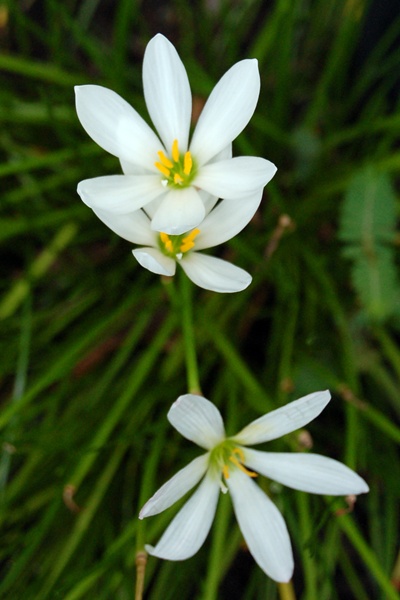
xmin=1 ymin=1 xmax=400 ymax=599
xmin=339 ymin=167 xmax=400 ymax=321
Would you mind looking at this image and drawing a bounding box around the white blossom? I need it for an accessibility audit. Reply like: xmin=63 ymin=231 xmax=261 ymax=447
xmin=93 ymin=190 xmax=263 ymax=293
xmin=139 ymin=391 xmax=369 ymax=582
xmin=75 ymin=34 xmax=276 ymax=236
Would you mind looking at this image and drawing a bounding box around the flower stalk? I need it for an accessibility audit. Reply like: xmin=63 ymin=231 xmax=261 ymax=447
xmin=277 ymin=581 xmax=297 ymax=600
xmin=135 ymin=551 xmax=147 ymax=600
xmin=180 ymin=273 xmax=201 ymax=394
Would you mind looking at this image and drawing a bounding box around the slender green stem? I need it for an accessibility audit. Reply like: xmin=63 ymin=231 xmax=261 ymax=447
xmin=202 ymin=492 xmax=231 ymax=600
xmin=392 ymin=549 xmax=400 ymax=591
xmin=296 ymin=492 xmax=318 ymax=599
xmin=277 ymin=581 xmax=297 ymax=600
xmin=0 ymin=294 xmax=31 ymax=497
xmin=135 ymin=551 xmax=147 ymax=600
xmin=180 ymin=273 xmax=201 ymax=394
xmin=338 ymin=515 xmax=400 ymax=600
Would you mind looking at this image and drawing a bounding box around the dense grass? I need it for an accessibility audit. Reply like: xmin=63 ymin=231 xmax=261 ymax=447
xmin=1 ymin=1 xmax=400 ymax=598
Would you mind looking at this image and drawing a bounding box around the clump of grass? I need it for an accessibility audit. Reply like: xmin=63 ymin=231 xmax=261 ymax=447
xmin=1 ymin=1 xmax=400 ymax=599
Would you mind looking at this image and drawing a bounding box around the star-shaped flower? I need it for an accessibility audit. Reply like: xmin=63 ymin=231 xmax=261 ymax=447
xmin=92 ymin=190 xmax=263 ymax=292
xmin=139 ymin=391 xmax=369 ymax=582
xmin=75 ymin=34 xmax=276 ymax=236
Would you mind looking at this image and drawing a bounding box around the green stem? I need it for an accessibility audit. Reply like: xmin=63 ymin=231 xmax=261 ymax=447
xmin=180 ymin=273 xmax=201 ymax=394
xmin=297 ymin=492 xmax=318 ymax=599
xmin=135 ymin=551 xmax=147 ymax=600
xmin=338 ymin=515 xmax=400 ymax=600
xmin=202 ymin=492 xmax=231 ymax=600
xmin=277 ymin=581 xmax=297 ymax=600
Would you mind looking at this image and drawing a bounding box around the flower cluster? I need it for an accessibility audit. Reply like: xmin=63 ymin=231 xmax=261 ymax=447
xmin=75 ymin=33 xmax=369 ymax=586
xmin=75 ymin=34 xmax=276 ymax=292
xmin=139 ymin=392 xmax=369 ymax=582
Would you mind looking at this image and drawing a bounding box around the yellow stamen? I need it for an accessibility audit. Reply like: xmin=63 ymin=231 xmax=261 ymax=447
xmin=157 ymin=150 xmax=173 ymax=169
xmin=223 ymin=447 xmax=258 ymax=480
xmin=180 ymin=228 xmax=200 ymax=253
xmin=183 ymin=151 xmax=193 ymax=175
xmin=232 ymin=448 xmax=245 ymax=461
xmin=174 ymin=173 xmax=184 ymax=185
xmin=160 ymin=232 xmax=173 ymax=253
xmin=229 ymin=455 xmax=258 ymax=478
xmin=155 ymin=140 xmax=194 ymax=187
xmin=155 ymin=162 xmax=170 ymax=177
xmin=172 ymin=139 xmax=179 ymax=163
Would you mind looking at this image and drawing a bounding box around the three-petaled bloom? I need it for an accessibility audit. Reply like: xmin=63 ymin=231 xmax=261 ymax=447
xmin=139 ymin=391 xmax=369 ymax=582
xmin=92 ymin=190 xmax=263 ymax=292
xmin=75 ymin=33 xmax=277 ymax=236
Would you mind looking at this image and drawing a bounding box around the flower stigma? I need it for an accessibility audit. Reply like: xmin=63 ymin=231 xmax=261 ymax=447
xmin=159 ymin=228 xmax=200 ymax=259
xmin=155 ymin=139 xmax=195 ymax=188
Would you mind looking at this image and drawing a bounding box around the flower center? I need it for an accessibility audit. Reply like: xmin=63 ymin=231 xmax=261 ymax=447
xmin=210 ymin=441 xmax=257 ymax=492
xmin=154 ymin=139 xmax=195 ymax=188
xmin=159 ymin=228 xmax=200 ymax=260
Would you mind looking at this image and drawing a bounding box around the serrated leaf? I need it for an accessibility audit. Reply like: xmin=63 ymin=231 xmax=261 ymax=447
xmin=351 ymin=247 xmax=399 ymax=320
xmin=339 ymin=166 xmax=397 ymax=245
xmin=339 ymin=166 xmax=400 ymax=321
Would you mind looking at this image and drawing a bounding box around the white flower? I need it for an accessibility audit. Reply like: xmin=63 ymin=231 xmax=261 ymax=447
xmin=92 ymin=189 xmax=263 ymax=293
xmin=139 ymin=391 xmax=369 ymax=582
xmin=75 ymin=34 xmax=276 ymax=236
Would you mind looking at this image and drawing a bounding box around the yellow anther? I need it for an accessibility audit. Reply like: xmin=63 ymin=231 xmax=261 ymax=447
xmin=229 ymin=454 xmax=258 ymax=478
xmin=174 ymin=173 xmax=184 ymax=185
xmin=160 ymin=232 xmax=173 ymax=253
xmin=155 ymin=139 xmax=194 ymax=187
xmin=232 ymin=448 xmax=245 ymax=461
xmin=222 ymin=447 xmax=257 ymax=480
xmin=172 ymin=139 xmax=180 ymax=162
xmin=155 ymin=162 xmax=170 ymax=177
xmin=183 ymin=151 xmax=193 ymax=175
xmin=157 ymin=150 xmax=173 ymax=169
xmin=160 ymin=232 xmax=169 ymax=244
xmin=180 ymin=228 xmax=200 ymax=253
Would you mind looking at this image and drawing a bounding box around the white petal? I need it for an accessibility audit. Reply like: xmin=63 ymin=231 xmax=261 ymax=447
xmin=150 ymin=187 xmax=205 ymax=235
xmin=243 ymin=450 xmax=369 ymax=495
xmin=139 ymin=453 xmax=210 ymax=518
xmin=119 ymin=160 xmax=151 ymax=175
xmin=212 ymin=143 xmax=232 ymax=162
xmin=195 ymin=190 xmax=263 ymax=250
xmin=132 ymin=247 xmax=176 ymax=276
xmin=227 ymin=469 xmax=293 ymax=582
xmin=145 ymin=471 xmax=220 ymax=560
xmin=92 ymin=208 xmax=156 ymax=245
xmin=168 ymin=394 xmax=225 ymax=450
xmin=195 ymin=157 xmax=277 ymax=199
xmin=143 ymin=34 xmax=191 ymax=152
xmin=180 ymin=253 xmax=251 ymax=293
xmin=234 ymin=391 xmax=331 ymax=446
xmin=143 ymin=196 xmax=164 ymax=219
xmin=190 ymin=59 xmax=260 ymax=165
xmin=197 ymin=144 xmax=232 ymax=216
xmin=77 ymin=175 xmax=164 ymax=214
xmin=198 ymin=189 xmax=219 ymax=216
xmin=75 ymin=85 xmax=161 ymax=169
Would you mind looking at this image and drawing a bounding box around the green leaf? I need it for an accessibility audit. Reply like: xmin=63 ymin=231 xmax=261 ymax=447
xmin=339 ymin=166 xmax=400 ymax=321
xmin=339 ymin=166 xmax=397 ymax=245
xmin=351 ymin=247 xmax=399 ymax=321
